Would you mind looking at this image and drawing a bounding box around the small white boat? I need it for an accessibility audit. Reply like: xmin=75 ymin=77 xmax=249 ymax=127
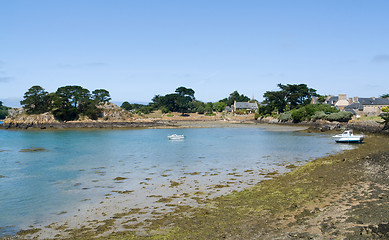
xmin=168 ymin=134 xmax=185 ymax=140
xmin=332 ymin=130 xmax=364 ymax=143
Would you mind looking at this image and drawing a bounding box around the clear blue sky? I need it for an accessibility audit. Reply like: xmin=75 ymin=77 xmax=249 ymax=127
xmin=1 ymin=0 xmax=389 ymax=107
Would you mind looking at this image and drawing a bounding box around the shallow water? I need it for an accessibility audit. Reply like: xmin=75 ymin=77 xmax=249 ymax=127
xmin=0 ymin=126 xmax=355 ymax=236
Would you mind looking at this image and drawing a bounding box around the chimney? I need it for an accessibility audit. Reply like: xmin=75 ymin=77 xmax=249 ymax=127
xmin=348 ymin=98 xmax=353 ymax=103
xmin=372 ymin=97 xmax=376 ymax=100
xmin=354 ymin=97 xmax=359 ymax=103
xmin=338 ymin=94 xmax=347 ymax=100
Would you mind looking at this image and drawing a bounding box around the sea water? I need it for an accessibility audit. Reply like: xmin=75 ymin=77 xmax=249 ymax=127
xmin=0 ymin=126 xmax=354 ymax=236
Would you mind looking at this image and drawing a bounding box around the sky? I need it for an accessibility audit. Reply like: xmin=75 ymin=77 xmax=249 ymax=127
xmin=1 ymin=0 xmax=389 ymax=107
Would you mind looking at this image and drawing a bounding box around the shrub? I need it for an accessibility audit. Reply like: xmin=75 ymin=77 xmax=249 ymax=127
xmin=290 ymin=108 xmax=308 ymax=123
xmin=278 ymin=112 xmax=292 ymax=122
xmin=311 ymin=111 xmax=326 ymax=121
xmin=326 ymin=111 xmax=353 ymax=122
xmin=254 ymin=113 xmax=260 ymax=120
xmin=382 ymin=106 xmax=389 ymax=113
xmin=0 ymin=109 xmax=8 ymax=119
xmin=196 ymin=106 xmax=205 ymax=114
xmin=304 ymin=104 xmax=338 ymax=115
xmin=289 ymin=104 xmax=339 ymax=123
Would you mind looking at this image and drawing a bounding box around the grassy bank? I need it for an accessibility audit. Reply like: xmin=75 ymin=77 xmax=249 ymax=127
xmin=27 ymin=133 xmax=385 ymax=239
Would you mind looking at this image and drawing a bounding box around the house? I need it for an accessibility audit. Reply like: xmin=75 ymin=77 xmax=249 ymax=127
xmin=233 ymin=101 xmax=258 ymax=114
xmin=335 ymin=94 xmax=350 ymax=110
xmin=225 ymin=106 xmax=233 ymax=112
xmin=311 ymin=94 xmax=389 ymax=116
xmin=345 ymin=97 xmax=389 ymax=116
xmin=310 ymin=95 xmax=339 ymax=106
xmin=326 ymin=95 xmax=339 ymax=106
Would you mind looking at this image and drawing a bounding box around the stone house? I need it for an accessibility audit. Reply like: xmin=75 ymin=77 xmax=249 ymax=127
xmin=233 ymin=101 xmax=258 ymax=114
xmin=345 ymin=97 xmax=389 ymax=116
xmin=310 ymin=95 xmax=339 ymax=106
xmin=335 ymin=94 xmax=350 ymax=110
xmin=311 ymin=94 xmax=389 ymax=116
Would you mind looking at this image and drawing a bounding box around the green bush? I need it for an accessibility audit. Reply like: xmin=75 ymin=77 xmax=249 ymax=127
xmin=304 ymin=104 xmax=338 ymax=116
xmin=254 ymin=113 xmax=260 ymax=120
xmin=278 ymin=112 xmax=292 ymax=122
xmin=135 ymin=106 xmax=153 ymax=114
xmin=311 ymin=111 xmax=326 ymax=121
xmin=196 ymin=106 xmax=205 ymax=114
xmin=0 ymin=109 xmax=8 ymax=119
xmin=326 ymin=111 xmax=353 ymax=122
xmin=282 ymin=104 xmax=340 ymax=123
xmin=290 ymin=108 xmax=308 ymax=123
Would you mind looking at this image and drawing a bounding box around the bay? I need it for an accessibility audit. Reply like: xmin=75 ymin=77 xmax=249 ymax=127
xmin=0 ymin=126 xmax=355 ymax=236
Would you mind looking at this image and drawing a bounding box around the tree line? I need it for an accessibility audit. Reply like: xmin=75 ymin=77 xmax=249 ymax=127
xmin=121 ymin=87 xmax=251 ymax=115
xmin=20 ymin=85 xmax=111 ymax=121
xmin=15 ymin=83 xmax=389 ymax=124
xmin=0 ymin=101 xmax=10 ymax=119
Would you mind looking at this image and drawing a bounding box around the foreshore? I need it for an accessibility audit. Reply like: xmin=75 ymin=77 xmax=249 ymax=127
xmin=1 ymin=115 xmax=387 ymax=134
xmin=2 ymin=121 xmax=389 ymax=239
xmin=0 ymin=120 xmax=175 ymax=130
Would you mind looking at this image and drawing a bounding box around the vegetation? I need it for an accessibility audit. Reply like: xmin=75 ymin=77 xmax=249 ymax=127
xmin=278 ymin=112 xmax=292 ymax=122
xmin=151 ymin=87 xmax=195 ymax=114
xmin=380 ymin=106 xmax=389 ymax=130
xmin=20 ymin=85 xmax=51 ymax=114
xmin=124 ymin=87 xmax=229 ymax=115
xmin=219 ymin=91 xmax=250 ymax=106
xmin=380 ymin=93 xmax=389 ymax=98
xmin=326 ymin=111 xmax=353 ymax=122
xmin=17 ymin=83 xmax=383 ymax=124
xmin=0 ymin=101 xmax=10 ymax=119
xmin=20 ymin=85 xmax=111 ymax=121
xmin=120 ymin=102 xmax=153 ymax=114
xmin=259 ymin=83 xmax=318 ymax=115
xmin=277 ymin=104 xmax=339 ymax=123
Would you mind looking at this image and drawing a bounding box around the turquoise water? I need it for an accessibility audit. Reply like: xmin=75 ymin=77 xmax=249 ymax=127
xmin=0 ymin=127 xmax=352 ymax=235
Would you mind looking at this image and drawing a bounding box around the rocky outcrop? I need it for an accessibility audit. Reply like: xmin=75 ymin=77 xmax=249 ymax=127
xmin=1 ymin=120 xmax=174 ymax=129
xmin=1 ymin=103 xmax=175 ymax=129
xmin=256 ymin=117 xmax=388 ymax=134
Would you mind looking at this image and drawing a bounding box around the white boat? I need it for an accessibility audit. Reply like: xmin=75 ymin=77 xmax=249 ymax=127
xmin=168 ymin=134 xmax=185 ymax=140
xmin=332 ymin=130 xmax=364 ymax=143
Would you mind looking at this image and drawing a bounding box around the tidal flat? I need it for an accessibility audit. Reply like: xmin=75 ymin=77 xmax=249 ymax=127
xmin=1 ymin=125 xmax=388 ymax=239
xmin=37 ymin=133 xmax=388 ymax=240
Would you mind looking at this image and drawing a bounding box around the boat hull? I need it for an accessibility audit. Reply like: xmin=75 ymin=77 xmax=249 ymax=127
xmin=333 ymin=136 xmax=364 ymax=143
xmin=168 ymin=134 xmax=184 ymax=140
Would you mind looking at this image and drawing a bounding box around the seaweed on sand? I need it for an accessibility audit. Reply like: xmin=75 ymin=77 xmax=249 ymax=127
xmin=19 ymin=147 xmax=47 ymax=152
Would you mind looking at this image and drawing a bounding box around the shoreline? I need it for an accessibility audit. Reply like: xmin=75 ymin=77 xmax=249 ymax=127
xmin=0 ymin=120 xmax=175 ymax=130
xmin=1 ymin=116 xmax=387 ymax=135
xmin=2 ymin=123 xmax=389 ymax=239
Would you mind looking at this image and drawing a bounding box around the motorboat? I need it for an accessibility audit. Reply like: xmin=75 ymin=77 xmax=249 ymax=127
xmin=332 ymin=130 xmax=364 ymax=143
xmin=168 ymin=134 xmax=185 ymax=140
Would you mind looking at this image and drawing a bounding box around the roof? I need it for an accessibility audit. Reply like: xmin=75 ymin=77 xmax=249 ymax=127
xmin=235 ymin=102 xmax=258 ymax=110
xmin=345 ymin=102 xmax=363 ymax=111
xmin=326 ymin=96 xmax=338 ymax=105
xmin=358 ymin=98 xmax=389 ymax=105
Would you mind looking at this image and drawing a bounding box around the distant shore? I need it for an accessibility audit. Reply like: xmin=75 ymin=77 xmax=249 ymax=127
xmin=1 ymin=117 xmax=387 ymax=135
xmin=0 ymin=120 xmax=175 ymax=130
